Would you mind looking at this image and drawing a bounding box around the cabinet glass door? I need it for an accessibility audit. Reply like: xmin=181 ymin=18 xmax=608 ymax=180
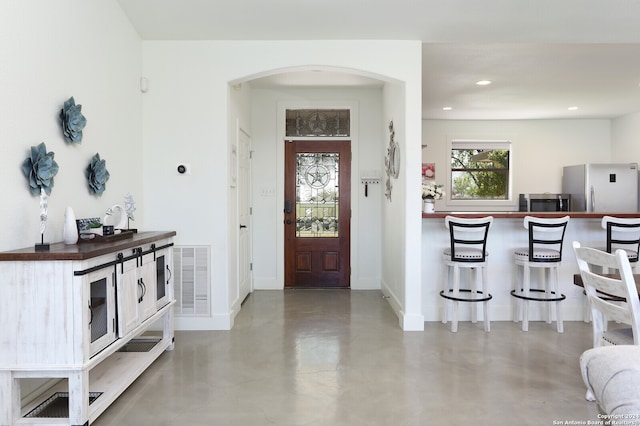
xmin=156 ymin=255 xmax=166 ymax=303
xmin=155 ymin=251 xmax=172 ymax=309
xmin=88 ymin=268 xmax=116 ymax=357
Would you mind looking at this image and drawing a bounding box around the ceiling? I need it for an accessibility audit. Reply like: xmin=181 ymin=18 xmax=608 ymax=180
xmin=117 ymin=0 xmax=640 ymax=120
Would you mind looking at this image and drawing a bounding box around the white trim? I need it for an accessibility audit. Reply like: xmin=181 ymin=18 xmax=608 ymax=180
xmin=452 ymin=139 xmax=511 ymax=150
xmin=174 ymin=314 xmax=232 ymax=331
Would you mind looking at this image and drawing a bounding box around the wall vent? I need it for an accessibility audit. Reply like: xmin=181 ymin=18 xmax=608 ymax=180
xmin=173 ymin=246 xmax=210 ymax=317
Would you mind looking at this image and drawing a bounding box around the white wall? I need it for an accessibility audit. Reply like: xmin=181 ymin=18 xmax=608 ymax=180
xmin=382 ymin=79 xmax=425 ymax=331
xmin=422 ymin=119 xmax=611 ymax=211
xmin=612 ymin=112 xmax=640 ymax=163
xmin=0 ymin=1 xmax=143 ymax=252
xmin=250 ymin=87 xmax=383 ymax=291
xmin=141 ymin=40 xmax=423 ymax=330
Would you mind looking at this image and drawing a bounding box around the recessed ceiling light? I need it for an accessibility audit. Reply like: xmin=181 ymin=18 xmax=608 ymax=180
xmin=476 ymin=80 xmax=492 ymax=86
xmin=568 ymin=106 xmax=579 ymax=110
xmin=442 ymin=107 xmax=452 ymax=111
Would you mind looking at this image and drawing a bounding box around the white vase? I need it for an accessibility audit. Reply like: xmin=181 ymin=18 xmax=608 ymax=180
xmin=423 ymin=199 xmax=435 ymax=214
xmin=63 ymin=206 xmax=78 ymax=244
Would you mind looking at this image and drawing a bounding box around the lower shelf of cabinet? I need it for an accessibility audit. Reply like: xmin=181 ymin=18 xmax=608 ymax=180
xmin=18 ymin=336 xmax=172 ymax=424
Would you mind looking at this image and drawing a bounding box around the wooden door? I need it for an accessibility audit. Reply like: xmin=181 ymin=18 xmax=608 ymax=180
xmin=238 ymin=128 xmax=252 ymax=301
xmin=284 ymin=140 xmax=351 ymax=288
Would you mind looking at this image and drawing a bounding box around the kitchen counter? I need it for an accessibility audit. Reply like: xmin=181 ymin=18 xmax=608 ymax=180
xmin=422 ymin=211 xmax=640 ymax=219
xmin=420 ymin=212 xmax=636 ymax=323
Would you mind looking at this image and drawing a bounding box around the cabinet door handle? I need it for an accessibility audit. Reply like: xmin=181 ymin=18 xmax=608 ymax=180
xmin=138 ymin=278 xmax=144 ymax=303
xmin=166 ymin=265 xmax=172 ymax=285
xmin=88 ymin=300 xmax=93 ymax=326
xmin=140 ymin=278 xmax=147 ymax=301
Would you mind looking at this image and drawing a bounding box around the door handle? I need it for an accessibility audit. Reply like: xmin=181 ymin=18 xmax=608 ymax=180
xmin=240 ymin=224 xmax=247 ymax=229
xmin=285 ymin=219 xmax=292 ymax=225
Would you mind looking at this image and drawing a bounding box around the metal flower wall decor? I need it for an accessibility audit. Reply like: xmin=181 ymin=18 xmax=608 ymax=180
xmin=60 ymin=96 xmax=87 ymax=143
xmin=22 ymin=142 xmax=59 ymax=196
xmin=86 ymin=153 xmax=110 ymax=196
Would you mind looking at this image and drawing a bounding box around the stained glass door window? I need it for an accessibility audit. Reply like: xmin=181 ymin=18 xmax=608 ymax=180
xmin=296 ymin=153 xmax=339 ymax=237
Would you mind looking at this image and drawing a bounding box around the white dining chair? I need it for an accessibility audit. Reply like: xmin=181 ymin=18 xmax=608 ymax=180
xmin=572 ymin=241 xmax=640 ymax=401
xmin=582 ymin=216 xmax=640 ymax=323
xmin=573 ymin=241 xmax=640 ymax=348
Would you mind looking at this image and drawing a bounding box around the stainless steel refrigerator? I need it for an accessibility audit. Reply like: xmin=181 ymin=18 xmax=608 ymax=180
xmin=562 ymin=163 xmax=638 ymax=212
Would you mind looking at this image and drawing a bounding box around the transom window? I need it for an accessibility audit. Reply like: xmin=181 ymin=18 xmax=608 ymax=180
xmin=450 ymin=140 xmax=512 ymax=201
xmin=285 ymin=109 xmax=350 ymax=137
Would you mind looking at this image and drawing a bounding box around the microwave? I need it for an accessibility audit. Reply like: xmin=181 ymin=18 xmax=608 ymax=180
xmin=519 ymin=193 xmax=571 ymax=212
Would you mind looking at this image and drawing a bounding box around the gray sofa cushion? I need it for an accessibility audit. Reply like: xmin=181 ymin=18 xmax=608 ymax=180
xmin=580 ymin=345 xmax=640 ymax=415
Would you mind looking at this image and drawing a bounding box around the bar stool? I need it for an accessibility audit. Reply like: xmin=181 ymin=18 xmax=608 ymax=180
xmin=582 ymin=216 xmax=640 ymax=322
xmin=440 ymin=215 xmax=493 ymax=332
xmin=511 ymin=215 xmax=570 ymax=332
xmin=602 ymin=215 xmax=640 ymax=268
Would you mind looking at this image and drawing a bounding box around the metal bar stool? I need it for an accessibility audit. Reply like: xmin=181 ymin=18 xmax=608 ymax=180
xmin=511 ymin=215 xmax=570 ymax=332
xmin=440 ymin=215 xmax=493 ymax=332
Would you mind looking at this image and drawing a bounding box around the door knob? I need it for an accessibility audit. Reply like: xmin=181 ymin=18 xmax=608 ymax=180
xmin=285 ymin=219 xmax=292 ymax=225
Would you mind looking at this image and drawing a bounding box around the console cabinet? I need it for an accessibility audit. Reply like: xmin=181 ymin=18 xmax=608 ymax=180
xmin=0 ymin=231 xmax=176 ymax=426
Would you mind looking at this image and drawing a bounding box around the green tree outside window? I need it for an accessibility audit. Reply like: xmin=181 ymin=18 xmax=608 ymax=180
xmin=451 ymin=148 xmax=510 ymax=200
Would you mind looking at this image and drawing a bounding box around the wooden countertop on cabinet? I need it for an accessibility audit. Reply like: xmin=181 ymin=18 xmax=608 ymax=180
xmin=0 ymin=230 xmax=176 ymax=261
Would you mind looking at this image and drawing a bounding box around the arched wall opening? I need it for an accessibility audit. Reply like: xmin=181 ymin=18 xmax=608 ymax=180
xmin=226 ymin=64 xmax=422 ymax=330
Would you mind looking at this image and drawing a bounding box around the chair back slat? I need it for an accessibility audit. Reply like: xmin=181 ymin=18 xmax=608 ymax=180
xmin=602 ymin=216 xmax=640 ymax=260
xmin=524 ymin=215 xmax=570 ymax=262
xmin=573 ymin=241 xmax=640 ymax=347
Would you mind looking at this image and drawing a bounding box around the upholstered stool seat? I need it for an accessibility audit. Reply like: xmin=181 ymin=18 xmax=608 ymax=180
xmin=440 ymin=216 xmax=493 ymax=332
xmin=511 ymin=215 xmax=570 ymax=333
xmin=443 ymin=247 xmax=484 ymax=260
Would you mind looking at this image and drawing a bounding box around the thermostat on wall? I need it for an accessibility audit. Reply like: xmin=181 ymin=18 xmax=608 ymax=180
xmin=176 ymin=163 xmax=191 ymax=175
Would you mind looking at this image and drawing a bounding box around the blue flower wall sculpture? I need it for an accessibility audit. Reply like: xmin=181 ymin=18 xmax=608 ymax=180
xmin=60 ymin=96 xmax=87 ymax=143
xmin=86 ymin=153 xmax=110 ymax=196
xmin=22 ymin=142 xmax=59 ymax=196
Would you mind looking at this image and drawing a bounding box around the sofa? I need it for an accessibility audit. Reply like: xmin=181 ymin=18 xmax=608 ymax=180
xmin=580 ymin=345 xmax=640 ymax=416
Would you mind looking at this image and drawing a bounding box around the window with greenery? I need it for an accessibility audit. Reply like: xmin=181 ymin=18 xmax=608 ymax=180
xmin=450 ymin=140 xmax=511 ymax=200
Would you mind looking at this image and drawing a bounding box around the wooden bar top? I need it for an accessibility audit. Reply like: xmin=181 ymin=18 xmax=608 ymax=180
xmin=0 ymin=231 xmax=176 ymax=261
xmin=574 ymin=273 xmax=640 ymax=298
xmin=422 ymin=212 xmax=640 ymax=219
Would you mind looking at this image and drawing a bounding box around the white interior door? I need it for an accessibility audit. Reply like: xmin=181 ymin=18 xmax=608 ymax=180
xmin=238 ymin=128 xmax=252 ymax=301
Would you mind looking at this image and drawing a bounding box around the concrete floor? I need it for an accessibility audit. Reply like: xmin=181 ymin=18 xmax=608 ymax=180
xmin=93 ymin=290 xmax=600 ymax=425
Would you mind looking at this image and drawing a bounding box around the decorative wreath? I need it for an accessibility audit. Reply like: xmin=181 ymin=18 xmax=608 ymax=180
xmin=22 ymin=142 xmax=59 ymax=196
xmin=86 ymin=153 xmax=110 ymax=196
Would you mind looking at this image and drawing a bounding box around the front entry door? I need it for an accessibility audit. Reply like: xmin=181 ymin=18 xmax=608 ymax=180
xmin=284 ymin=140 xmax=351 ymax=288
